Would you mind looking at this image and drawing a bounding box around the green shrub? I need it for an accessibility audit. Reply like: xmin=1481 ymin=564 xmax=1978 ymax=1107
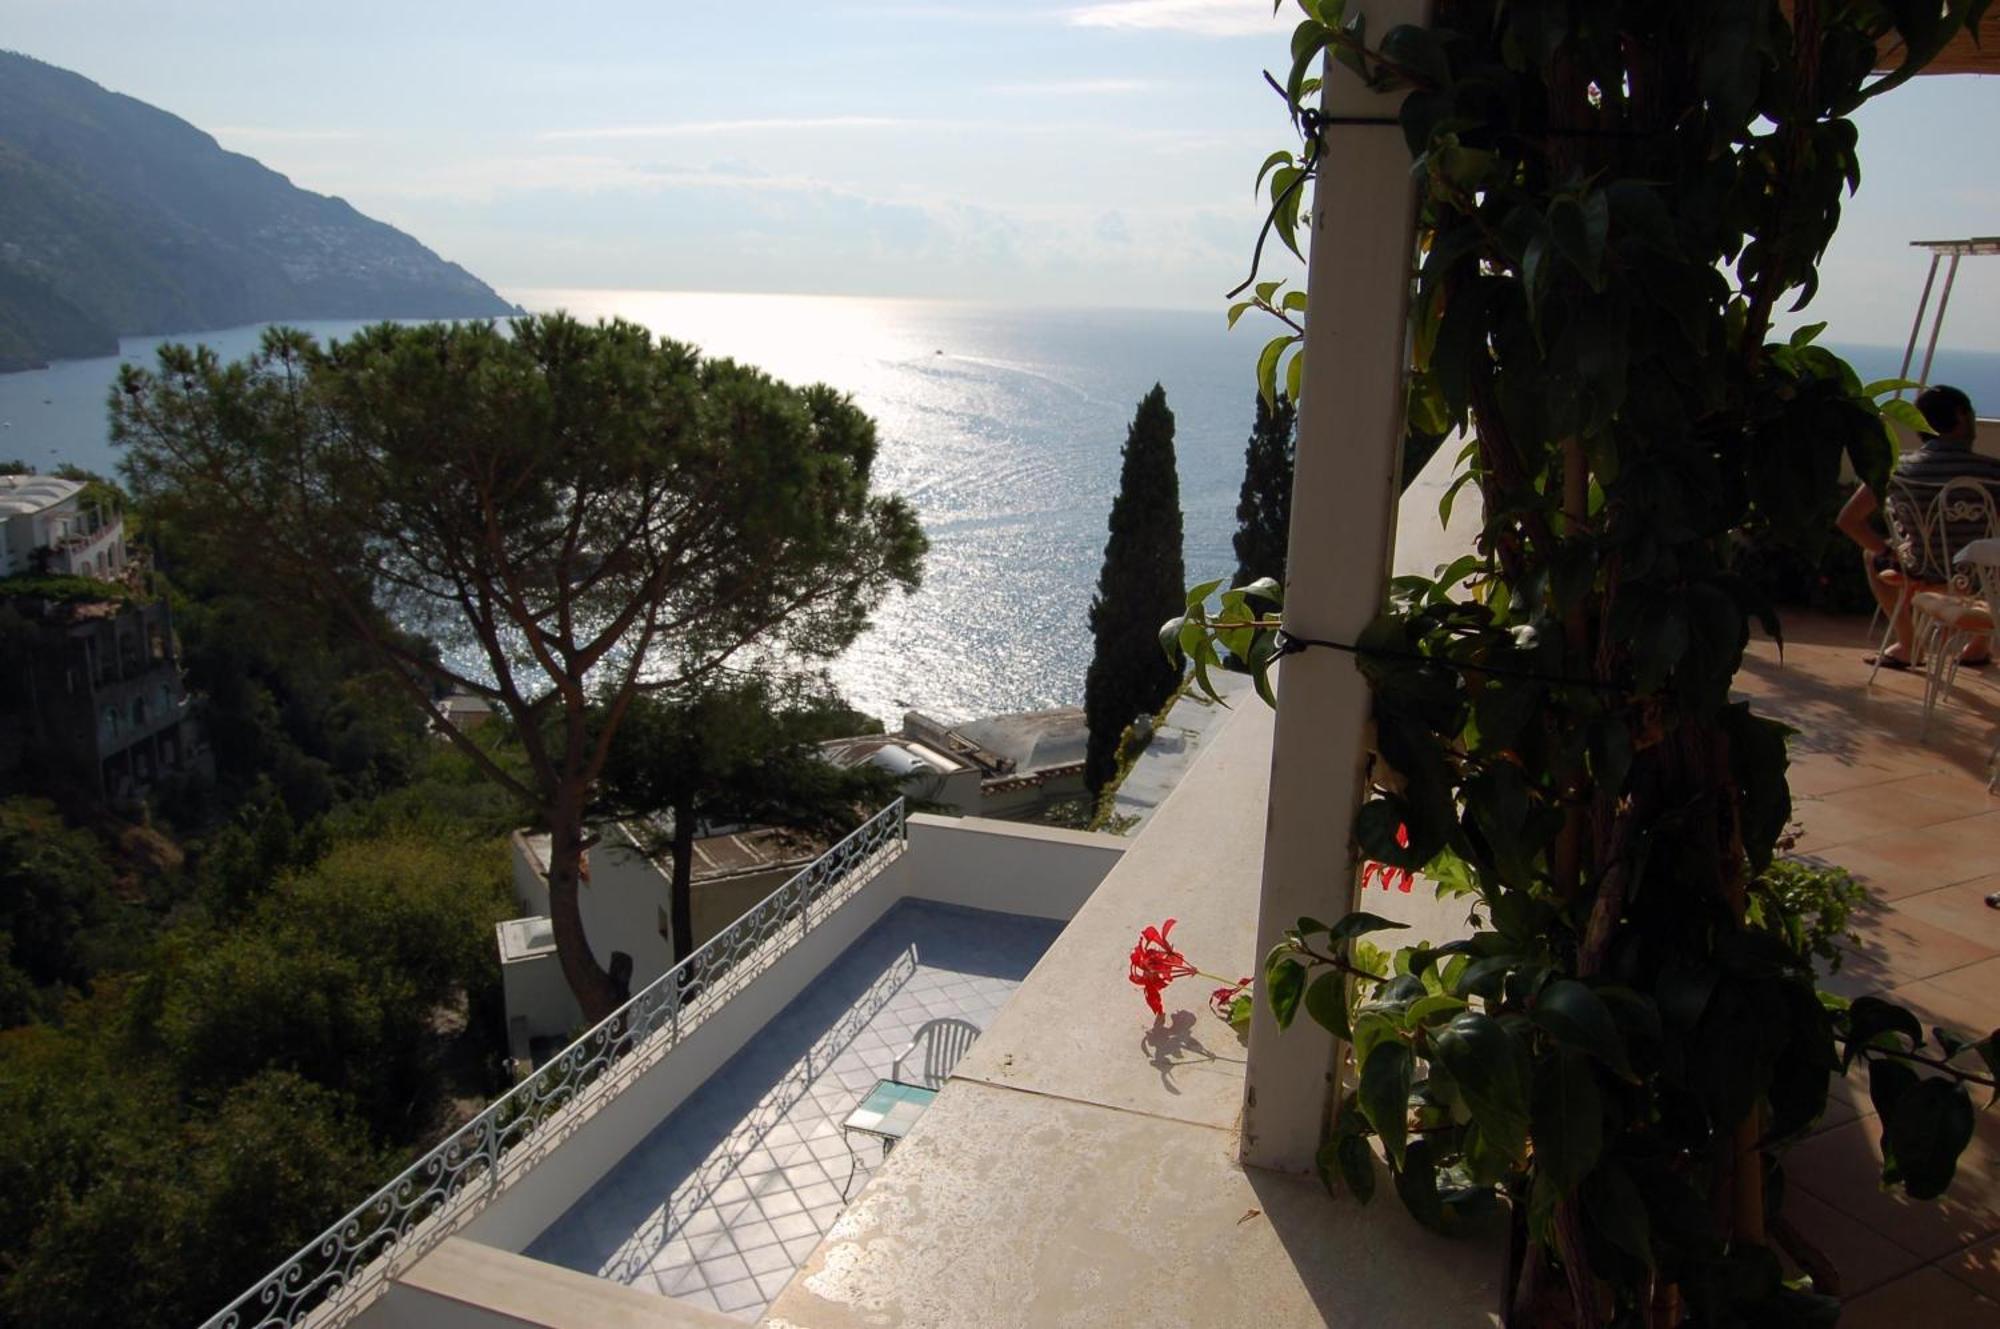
xmin=0 ymin=574 xmax=134 ymax=607
xmin=1749 ymin=856 xmax=1866 ymax=973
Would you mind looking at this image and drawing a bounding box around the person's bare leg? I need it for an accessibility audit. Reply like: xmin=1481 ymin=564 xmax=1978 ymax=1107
xmin=1892 ymin=600 xmax=1919 ymax=664
xmin=1863 ymin=554 xmax=1913 ymax=663
xmin=1863 ymin=552 xmax=1900 ymax=620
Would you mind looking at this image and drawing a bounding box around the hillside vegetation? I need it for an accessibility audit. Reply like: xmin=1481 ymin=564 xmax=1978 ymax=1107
xmin=0 ymin=50 xmax=516 ymax=371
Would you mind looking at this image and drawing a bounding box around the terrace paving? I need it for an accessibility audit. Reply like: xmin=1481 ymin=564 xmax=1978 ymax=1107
xmin=1736 ymin=609 xmax=1999 ymax=1320
xmin=523 ymin=898 xmax=1061 ymax=1323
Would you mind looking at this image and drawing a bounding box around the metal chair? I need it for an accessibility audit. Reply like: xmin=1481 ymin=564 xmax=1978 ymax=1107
xmin=891 ymin=1017 xmax=979 ymax=1091
xmin=1869 ymin=477 xmax=1959 ymax=684
xmin=1910 ymin=480 xmax=2000 ymax=738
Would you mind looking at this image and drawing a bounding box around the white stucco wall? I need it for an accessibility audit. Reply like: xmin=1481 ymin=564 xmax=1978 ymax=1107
xmin=900 ymin=814 xmax=1124 ymax=920
xmin=509 ymin=824 xmax=679 ymax=993
xmin=366 ymin=1239 xmax=738 ymax=1329
xmin=500 ymin=948 xmax=582 ymax=1048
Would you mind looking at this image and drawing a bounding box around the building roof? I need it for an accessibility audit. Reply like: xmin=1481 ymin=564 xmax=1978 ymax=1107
xmin=1912 ymin=237 xmax=2000 ymax=257
xmin=821 ymin=733 xmax=965 ymax=775
xmin=954 ymin=707 xmax=1087 ymax=775
xmin=1892 ymin=16 xmax=2000 ymax=75
xmin=0 ymin=474 xmax=83 ymax=518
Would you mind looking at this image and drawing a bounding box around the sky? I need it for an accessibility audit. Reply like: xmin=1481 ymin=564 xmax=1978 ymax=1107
xmin=3 ymin=0 xmax=1998 ymax=346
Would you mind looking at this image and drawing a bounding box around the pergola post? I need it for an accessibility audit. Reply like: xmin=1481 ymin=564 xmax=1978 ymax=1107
xmin=1240 ymin=0 xmax=1433 ymax=1174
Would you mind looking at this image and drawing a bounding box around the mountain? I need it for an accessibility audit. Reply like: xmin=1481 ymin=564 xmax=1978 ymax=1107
xmin=0 ymin=51 xmax=519 ymax=372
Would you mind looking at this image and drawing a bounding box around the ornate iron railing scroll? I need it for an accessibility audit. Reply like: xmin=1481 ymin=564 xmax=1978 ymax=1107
xmin=197 ymin=798 xmax=907 ymax=1329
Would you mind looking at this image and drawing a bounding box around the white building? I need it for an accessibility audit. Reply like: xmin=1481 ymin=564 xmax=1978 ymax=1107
xmin=500 ymin=821 xmax=820 ymax=1059
xmin=0 ymin=473 xmax=127 ymax=580
xmin=822 ymin=708 xmax=1087 ymax=819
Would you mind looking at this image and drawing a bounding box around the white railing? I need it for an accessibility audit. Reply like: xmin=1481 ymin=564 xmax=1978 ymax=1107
xmin=197 ymin=799 xmax=907 ymax=1329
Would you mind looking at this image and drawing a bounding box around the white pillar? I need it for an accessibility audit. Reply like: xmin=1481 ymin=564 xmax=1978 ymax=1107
xmin=1240 ymin=0 xmax=1433 ymax=1174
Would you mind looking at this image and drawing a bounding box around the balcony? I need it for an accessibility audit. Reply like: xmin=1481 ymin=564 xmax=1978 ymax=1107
xmin=522 ymin=898 xmax=1061 ymax=1319
xmin=200 ymin=801 xmax=1125 ymax=1329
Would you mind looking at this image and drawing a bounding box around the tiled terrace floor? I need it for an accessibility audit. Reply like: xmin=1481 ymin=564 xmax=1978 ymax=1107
xmin=524 ymin=899 xmax=1062 ymax=1322
xmin=1735 ymin=610 xmax=1999 ymax=1323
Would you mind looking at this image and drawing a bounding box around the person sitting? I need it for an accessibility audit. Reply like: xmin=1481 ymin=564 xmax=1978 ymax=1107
xmin=1835 ymin=384 xmax=1999 ymax=670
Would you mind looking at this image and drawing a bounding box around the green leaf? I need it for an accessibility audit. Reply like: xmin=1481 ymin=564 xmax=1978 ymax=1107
xmin=1430 ymin=1013 xmax=1528 ymax=1162
xmin=1405 ymin=992 xmax=1468 ymax=1027
xmin=1256 ymin=334 xmax=1290 ymax=408
xmin=1866 ymin=1056 xmax=1919 ymax=1121
xmin=1880 ymin=399 xmax=1929 ymax=434
xmin=1350 ymin=1009 xmax=1399 ymax=1068
xmin=1226 ymin=300 xmax=1254 ymax=329
xmin=1531 ymin=1049 xmax=1603 ymax=1190
xmin=1844 ymin=995 xmax=1924 ymax=1066
xmin=1359 ymin=1041 xmax=1414 ymax=1167
xmin=1582 ymin=1162 xmax=1654 ymax=1270
xmin=1975 ymin=1033 xmax=2000 ymax=1108
xmin=1304 ymin=970 xmax=1351 ymax=1040
xmin=1158 ymin=615 xmax=1188 ymax=663
xmin=1318 ymin=1132 xmax=1377 ymax=1203
xmin=1238 ymin=575 xmax=1283 ymax=606
xmin=1882 ymin=1076 xmax=1975 ymax=1200
xmin=1392 ymin=1135 xmax=1449 ymax=1232
xmin=1267 ymin=954 xmax=1308 ymax=1029
xmin=1338 ymin=1132 xmax=1378 ymax=1202
xmin=1533 ymin=980 xmax=1633 ymax=1078
xmin=1254 ymin=148 xmax=1293 ymax=195
xmin=1185 ymin=576 xmax=1226 ymax=607
xmin=1379 ymin=23 xmax=1450 ymax=87
xmin=1328 ymin=911 xmax=1412 ymax=945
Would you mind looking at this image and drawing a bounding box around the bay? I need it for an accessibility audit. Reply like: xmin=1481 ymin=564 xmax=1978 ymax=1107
xmin=5 ymin=290 xmax=1994 ymax=725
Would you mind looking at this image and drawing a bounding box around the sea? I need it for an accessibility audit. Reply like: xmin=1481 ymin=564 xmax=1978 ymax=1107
xmin=4 ymin=289 xmax=1998 ymax=727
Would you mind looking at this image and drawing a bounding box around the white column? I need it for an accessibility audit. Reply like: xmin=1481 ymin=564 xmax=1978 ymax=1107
xmin=1240 ymin=0 xmax=1433 ymax=1174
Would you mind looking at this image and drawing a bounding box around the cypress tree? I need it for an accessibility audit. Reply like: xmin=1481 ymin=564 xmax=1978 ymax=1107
xmin=1083 ymin=384 xmax=1185 ymax=794
xmin=1230 ymin=390 xmax=1296 ymax=588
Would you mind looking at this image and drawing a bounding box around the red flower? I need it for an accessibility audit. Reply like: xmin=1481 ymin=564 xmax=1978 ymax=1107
xmin=1128 ymin=917 xmax=1196 ymax=1016
xmin=1209 ymin=976 xmax=1252 ymax=1018
xmin=1360 ymin=823 xmax=1415 ymax=892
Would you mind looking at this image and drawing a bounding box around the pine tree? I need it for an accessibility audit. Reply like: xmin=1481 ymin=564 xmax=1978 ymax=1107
xmin=1230 ymin=391 xmax=1296 ymax=588
xmin=1083 ymin=385 xmax=1185 ymax=794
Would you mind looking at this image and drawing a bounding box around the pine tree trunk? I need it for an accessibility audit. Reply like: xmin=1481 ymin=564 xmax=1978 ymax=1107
xmin=544 ymin=790 xmax=620 ymax=1025
xmin=670 ymin=798 xmax=697 ymax=967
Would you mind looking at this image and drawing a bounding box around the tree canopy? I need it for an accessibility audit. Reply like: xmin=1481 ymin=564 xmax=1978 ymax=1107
xmin=113 ymin=314 xmax=925 ymax=1020
xmin=1231 ymin=390 xmax=1296 ymax=590
xmin=1082 ymin=385 xmax=1185 ymax=794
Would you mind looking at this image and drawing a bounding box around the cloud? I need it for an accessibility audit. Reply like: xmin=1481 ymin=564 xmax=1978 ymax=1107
xmin=536 ymin=116 xmax=909 ymax=142
xmin=984 ymin=77 xmax=1152 ymax=95
xmin=1064 ymin=0 xmax=1281 ymax=37
xmin=351 ymin=155 xmax=848 ymax=203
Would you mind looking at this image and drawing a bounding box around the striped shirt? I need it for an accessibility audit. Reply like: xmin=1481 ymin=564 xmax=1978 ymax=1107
xmin=1885 ymin=439 xmax=2000 ymax=583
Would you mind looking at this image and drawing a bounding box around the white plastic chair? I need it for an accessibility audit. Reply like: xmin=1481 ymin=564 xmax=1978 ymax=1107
xmin=891 ymin=1017 xmax=979 ymax=1090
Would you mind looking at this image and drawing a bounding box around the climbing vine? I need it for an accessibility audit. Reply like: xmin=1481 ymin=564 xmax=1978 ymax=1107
xmin=1177 ymin=3 xmax=1999 ymax=1325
